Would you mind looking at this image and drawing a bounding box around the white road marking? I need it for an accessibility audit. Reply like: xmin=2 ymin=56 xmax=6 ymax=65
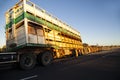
xmin=20 ymin=75 xmax=38 ymax=80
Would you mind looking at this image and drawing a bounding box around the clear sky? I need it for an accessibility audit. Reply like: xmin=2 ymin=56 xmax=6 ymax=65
xmin=0 ymin=0 xmax=120 ymax=48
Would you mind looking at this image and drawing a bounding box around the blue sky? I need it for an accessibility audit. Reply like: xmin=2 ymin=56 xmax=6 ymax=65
xmin=0 ymin=0 xmax=120 ymax=48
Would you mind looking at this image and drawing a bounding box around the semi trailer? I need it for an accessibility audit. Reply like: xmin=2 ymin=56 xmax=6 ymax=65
xmin=0 ymin=0 xmax=83 ymax=70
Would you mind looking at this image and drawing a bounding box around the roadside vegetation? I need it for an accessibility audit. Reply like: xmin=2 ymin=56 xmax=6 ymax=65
xmin=0 ymin=45 xmax=6 ymax=53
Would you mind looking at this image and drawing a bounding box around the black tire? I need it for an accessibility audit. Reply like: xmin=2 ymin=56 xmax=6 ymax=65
xmin=37 ymin=51 xmax=53 ymax=66
xmin=19 ymin=53 xmax=36 ymax=70
xmin=71 ymin=49 xmax=76 ymax=57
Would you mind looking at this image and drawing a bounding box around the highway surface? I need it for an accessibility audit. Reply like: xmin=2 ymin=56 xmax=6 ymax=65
xmin=0 ymin=48 xmax=120 ymax=80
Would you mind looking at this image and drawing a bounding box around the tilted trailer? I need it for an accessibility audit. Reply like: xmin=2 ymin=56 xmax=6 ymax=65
xmin=0 ymin=0 xmax=83 ymax=70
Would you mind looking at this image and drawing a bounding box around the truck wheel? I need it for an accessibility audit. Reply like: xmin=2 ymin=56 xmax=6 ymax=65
xmin=71 ymin=49 xmax=76 ymax=57
xmin=19 ymin=53 xmax=36 ymax=70
xmin=37 ymin=51 xmax=53 ymax=66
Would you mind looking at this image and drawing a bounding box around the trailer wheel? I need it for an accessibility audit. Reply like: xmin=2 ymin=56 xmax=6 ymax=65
xmin=38 ymin=51 xmax=53 ymax=66
xmin=71 ymin=49 xmax=76 ymax=57
xmin=19 ymin=53 xmax=36 ymax=70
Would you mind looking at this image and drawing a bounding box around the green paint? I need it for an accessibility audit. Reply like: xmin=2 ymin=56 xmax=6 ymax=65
xmin=7 ymin=43 xmax=27 ymax=52
xmin=15 ymin=13 xmax=24 ymax=24
xmin=35 ymin=17 xmax=44 ymax=25
xmin=7 ymin=43 xmax=54 ymax=52
xmin=5 ymin=13 xmax=25 ymax=29
xmin=25 ymin=12 xmax=35 ymax=21
xmin=6 ymin=21 xmax=12 ymax=29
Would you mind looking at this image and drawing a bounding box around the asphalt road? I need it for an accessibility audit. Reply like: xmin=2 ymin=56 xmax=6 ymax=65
xmin=0 ymin=48 xmax=120 ymax=80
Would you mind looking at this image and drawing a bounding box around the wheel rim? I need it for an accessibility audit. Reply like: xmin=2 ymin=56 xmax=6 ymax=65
xmin=41 ymin=52 xmax=52 ymax=66
xmin=24 ymin=56 xmax=33 ymax=67
xmin=44 ymin=54 xmax=51 ymax=63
